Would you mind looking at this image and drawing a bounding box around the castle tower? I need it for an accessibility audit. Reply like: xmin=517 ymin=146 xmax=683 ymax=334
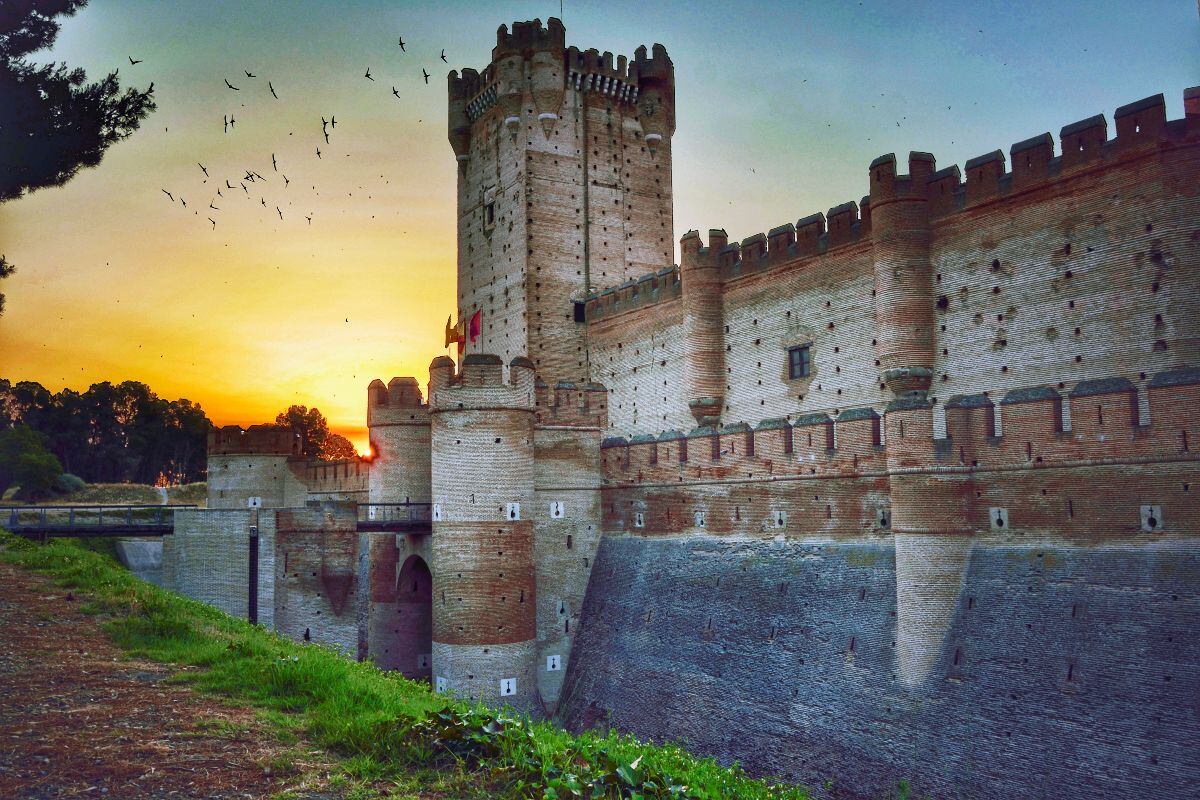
xmin=366 ymin=377 xmax=431 ymax=506
xmin=679 ymin=229 xmax=727 ymax=426
xmin=448 ymin=19 xmax=675 ymax=385
xmin=428 ymin=354 xmax=541 ymax=715
xmin=206 ymin=424 xmax=303 ymax=509
xmin=869 ymin=153 xmax=973 ymax=686
xmin=869 ymin=152 xmax=937 ymax=396
xmin=362 ymin=377 xmax=433 ymax=674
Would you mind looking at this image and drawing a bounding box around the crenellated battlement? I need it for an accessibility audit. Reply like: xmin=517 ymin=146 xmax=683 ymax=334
xmin=448 ymin=17 xmax=673 ymax=150
xmin=367 ymin=377 xmax=429 ymax=427
xmin=584 ymin=266 xmax=680 ymax=321
xmin=428 ymin=354 xmax=537 ymax=413
xmin=605 ymin=89 xmax=1198 ymax=303
xmin=208 ymin=423 xmax=300 ymax=457
xmin=298 ymin=457 xmax=369 ymax=497
xmin=599 ymin=368 xmax=1200 ymax=488
xmin=534 ymin=379 xmax=608 ymax=429
xmin=494 ymin=17 xmax=566 ymax=58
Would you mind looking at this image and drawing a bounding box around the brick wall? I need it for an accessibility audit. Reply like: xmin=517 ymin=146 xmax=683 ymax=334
xmin=561 ymin=534 xmax=1200 ymax=800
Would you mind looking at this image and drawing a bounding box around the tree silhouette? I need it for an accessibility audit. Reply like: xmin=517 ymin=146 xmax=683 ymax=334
xmin=0 ymin=379 xmax=211 ymax=485
xmin=322 ymin=432 xmax=360 ymax=461
xmin=273 ymin=405 xmax=359 ymax=461
xmin=0 ymin=0 xmax=156 ymax=314
xmin=0 ymin=256 xmax=12 ymax=315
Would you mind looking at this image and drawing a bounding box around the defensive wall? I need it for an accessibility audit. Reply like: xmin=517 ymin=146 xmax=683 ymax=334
xmin=557 ymin=89 xmax=1200 ymax=799
xmin=586 ymin=90 xmax=1200 ymax=441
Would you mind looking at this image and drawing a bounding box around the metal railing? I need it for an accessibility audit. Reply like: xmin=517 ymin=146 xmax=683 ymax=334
xmin=355 ymin=502 xmax=432 ymax=531
xmin=2 ymin=504 xmax=196 ymax=538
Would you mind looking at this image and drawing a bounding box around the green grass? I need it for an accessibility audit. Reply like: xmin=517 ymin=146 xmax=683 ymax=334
xmin=5 ymin=481 xmax=208 ymax=507
xmin=0 ymin=531 xmax=814 ymax=800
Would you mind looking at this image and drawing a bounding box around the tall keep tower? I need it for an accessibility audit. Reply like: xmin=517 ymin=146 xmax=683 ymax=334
xmin=448 ymin=18 xmax=675 ymax=384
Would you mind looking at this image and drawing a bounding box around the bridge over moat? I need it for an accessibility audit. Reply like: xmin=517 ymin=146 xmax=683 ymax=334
xmin=4 ymin=502 xmax=433 ymax=539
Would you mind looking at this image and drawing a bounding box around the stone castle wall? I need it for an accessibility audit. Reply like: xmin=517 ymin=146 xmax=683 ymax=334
xmin=587 ymin=93 xmax=1199 ymax=441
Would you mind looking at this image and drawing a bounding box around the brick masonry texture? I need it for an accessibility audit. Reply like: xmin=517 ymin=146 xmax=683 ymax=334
xmin=559 ymin=534 xmax=1200 ymax=800
xmin=166 ymin=18 xmax=1200 ymax=798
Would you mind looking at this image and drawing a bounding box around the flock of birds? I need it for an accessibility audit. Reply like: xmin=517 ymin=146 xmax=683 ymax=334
xmin=134 ymin=36 xmax=450 ymax=232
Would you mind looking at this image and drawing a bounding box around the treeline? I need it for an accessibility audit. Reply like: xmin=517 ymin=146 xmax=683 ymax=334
xmin=0 ymin=380 xmax=210 ymax=485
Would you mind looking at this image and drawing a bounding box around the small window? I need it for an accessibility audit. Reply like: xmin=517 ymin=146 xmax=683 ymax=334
xmin=788 ymin=345 xmax=811 ymax=379
xmin=484 ymin=201 xmax=495 ymax=228
xmin=573 ymin=301 xmax=586 ymax=323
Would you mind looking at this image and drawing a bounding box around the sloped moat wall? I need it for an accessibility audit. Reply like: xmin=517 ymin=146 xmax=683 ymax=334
xmin=558 ymin=534 xmax=1200 ymax=800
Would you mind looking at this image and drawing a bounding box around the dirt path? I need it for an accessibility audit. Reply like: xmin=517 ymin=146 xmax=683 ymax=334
xmin=0 ymin=561 xmax=338 ymax=799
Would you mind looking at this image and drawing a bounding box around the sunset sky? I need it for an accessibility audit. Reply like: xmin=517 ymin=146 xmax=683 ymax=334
xmin=1 ymin=0 xmax=1196 ymax=452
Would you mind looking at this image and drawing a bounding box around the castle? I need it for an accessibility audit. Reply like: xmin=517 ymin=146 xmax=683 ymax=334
xmin=165 ymin=19 xmax=1200 ymax=799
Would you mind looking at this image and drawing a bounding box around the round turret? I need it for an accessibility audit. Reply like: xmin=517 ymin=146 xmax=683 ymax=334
xmin=428 ymin=353 xmax=540 ymax=716
xmin=680 ymin=229 xmax=726 ymax=426
xmin=447 ymin=70 xmax=475 ymax=163
xmin=869 ymin=152 xmax=937 ymax=396
xmin=366 ymin=377 xmax=431 ymax=506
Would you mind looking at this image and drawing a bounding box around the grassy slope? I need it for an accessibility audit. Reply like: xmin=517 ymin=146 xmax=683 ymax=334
xmin=3 ymin=483 xmax=208 ymax=507
xmin=0 ymin=532 xmax=814 ymax=800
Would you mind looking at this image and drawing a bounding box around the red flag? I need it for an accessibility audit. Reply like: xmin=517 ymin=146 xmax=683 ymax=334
xmin=468 ymin=309 xmax=482 ymax=343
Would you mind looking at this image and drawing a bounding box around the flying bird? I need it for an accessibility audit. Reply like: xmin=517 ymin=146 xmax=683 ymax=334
xmin=271 ymin=153 xmax=277 ymax=171
xmin=305 ymin=214 xmax=312 ymax=225
xmin=440 ymin=49 xmax=447 ymax=63
xmin=269 ymin=80 xmax=278 ymax=99
xmin=224 ymin=114 xmax=236 ymax=132
xmin=331 ymin=116 xmax=337 ymax=128
xmin=422 ymin=68 xmax=430 ymax=84
xmin=276 ymin=206 xmax=283 ymax=220
xmin=315 ymin=147 xmax=322 ymax=159
xmin=209 ymin=202 xmax=219 ymax=210
xmin=161 ymin=189 xmax=173 ymax=201
xmin=225 ymin=179 xmax=235 ymax=189
xmin=208 ymin=218 xmax=216 ymax=229
xmin=323 ymin=129 xmax=330 ymax=144
xmin=128 ymin=56 xmax=142 ymax=65
xmin=261 ymin=197 xmax=267 ymax=207
xmin=392 ymin=86 xmax=400 ymax=98
xmin=244 ymin=69 xmax=256 ymax=78
xmin=282 ymin=174 xmax=290 ymax=187
xmin=197 ymin=162 xmax=208 ymax=177
xmin=216 ymin=187 xmax=223 ymax=197
xmin=224 ymin=78 xmax=239 ymax=90
xmin=364 ymin=67 xmax=374 ymax=81
xmin=397 ymin=37 xmax=405 ymax=51
xmin=179 ymin=196 xmax=187 ymax=207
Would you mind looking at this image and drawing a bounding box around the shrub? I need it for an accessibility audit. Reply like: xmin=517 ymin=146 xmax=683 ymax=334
xmin=0 ymin=426 xmax=63 ymax=498
xmin=54 ymin=473 xmax=87 ymax=494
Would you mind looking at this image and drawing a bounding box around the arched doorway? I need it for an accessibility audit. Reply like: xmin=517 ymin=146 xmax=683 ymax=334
xmin=394 ymin=554 xmax=433 ymax=680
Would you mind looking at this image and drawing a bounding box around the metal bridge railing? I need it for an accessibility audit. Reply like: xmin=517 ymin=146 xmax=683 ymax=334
xmin=355 ymin=502 xmax=432 ymax=524
xmin=2 ymin=504 xmax=197 ymax=533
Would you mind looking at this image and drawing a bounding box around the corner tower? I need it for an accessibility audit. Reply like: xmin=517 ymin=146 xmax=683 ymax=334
xmin=428 ymin=354 xmax=541 ymax=715
xmin=448 ymin=18 xmax=675 ymax=385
